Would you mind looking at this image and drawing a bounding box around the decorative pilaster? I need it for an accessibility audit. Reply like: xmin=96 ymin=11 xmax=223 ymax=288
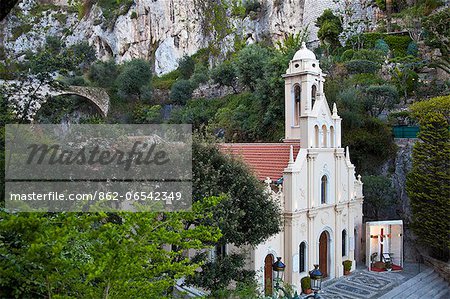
xmin=307 ymin=210 xmax=318 ymax=269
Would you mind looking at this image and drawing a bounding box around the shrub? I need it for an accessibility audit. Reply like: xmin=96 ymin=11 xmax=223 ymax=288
xmin=211 ymin=61 xmax=238 ymax=92
xmin=301 ymin=276 xmax=311 ymax=290
xmin=130 ymin=11 xmax=137 ymax=19
xmin=152 ymin=70 xmax=180 ymax=90
xmin=190 ymin=64 xmax=209 ymax=88
xmin=383 ymin=35 xmax=412 ymax=57
xmin=374 ymin=39 xmax=390 ymax=56
xmin=316 ymin=9 xmax=343 ymax=49
xmin=406 ymin=41 xmax=418 ymax=56
xmin=64 ymin=76 xmax=87 ymax=86
xmin=170 ymin=79 xmax=194 ymax=105
xmin=89 ymin=60 xmax=118 ymax=88
xmin=133 ymin=104 xmax=162 ymax=123
xmin=344 ymin=60 xmax=380 ymax=74
xmin=352 ymin=49 xmax=384 ymax=65
xmin=343 ymin=260 xmax=352 ymax=271
xmin=177 ymin=55 xmax=195 ymax=79
xmin=116 ymin=59 xmax=152 ymax=100
xmin=363 ymin=84 xmax=399 ymax=117
xmin=236 ymin=44 xmax=270 ymax=91
xmin=341 ymin=49 xmax=355 ymax=61
xmin=243 ymin=0 xmax=261 ymax=15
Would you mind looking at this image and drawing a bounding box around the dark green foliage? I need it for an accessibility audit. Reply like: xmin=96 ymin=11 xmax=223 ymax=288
xmin=383 ymin=35 xmax=413 ymax=57
xmin=152 ymin=70 xmax=180 ymax=90
xmin=132 ymin=104 xmax=162 ymax=123
xmin=169 ymin=98 xmax=224 ymax=129
xmin=235 ymin=44 xmax=270 ymax=91
xmin=190 ymin=63 xmax=209 ymax=88
xmin=186 ymin=252 xmax=255 ymax=295
xmin=178 ymin=55 xmax=196 ymax=79
xmin=363 ymin=84 xmax=399 ymax=117
xmin=362 ymin=175 xmax=397 ymax=220
xmin=28 ymin=37 xmax=96 ymax=75
xmin=407 ymin=95 xmax=450 ymax=260
xmin=64 ymin=75 xmax=87 ymax=86
xmin=342 ymin=117 xmax=396 ymax=174
xmin=116 ymin=59 xmax=152 ymax=100
xmin=423 ymin=8 xmax=450 ymax=73
xmin=192 ymin=138 xmax=282 ymax=246
xmin=407 ymin=41 xmax=418 ymax=56
xmin=352 ymin=49 xmax=385 ymax=65
xmin=375 ymin=39 xmax=390 ymax=55
xmin=88 ymin=60 xmax=119 ymax=88
xmin=344 ymin=60 xmax=380 ymax=74
xmin=211 ymin=61 xmax=238 ymax=92
xmin=341 ymin=49 xmax=355 ymax=61
xmin=243 ymin=0 xmax=261 ymax=15
xmin=0 ymin=197 xmax=223 ymax=298
xmin=301 ymin=276 xmax=311 ymax=290
xmin=316 ymin=9 xmax=343 ymax=50
xmin=11 ymin=23 xmax=32 ymax=40
xmin=170 ymin=79 xmax=194 ymax=105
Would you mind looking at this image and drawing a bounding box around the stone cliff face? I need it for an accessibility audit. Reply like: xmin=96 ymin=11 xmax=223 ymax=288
xmin=2 ymin=0 xmax=340 ymax=74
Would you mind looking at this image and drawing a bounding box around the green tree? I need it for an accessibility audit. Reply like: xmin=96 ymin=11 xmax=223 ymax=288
xmin=170 ymin=79 xmax=194 ymax=105
xmin=406 ymin=95 xmax=450 ymax=260
xmin=177 ymin=55 xmax=196 ymax=79
xmin=89 ymin=60 xmax=119 ymax=88
xmin=188 ymin=137 xmax=282 ymax=291
xmin=363 ymin=84 xmax=399 ymax=117
xmin=132 ymin=104 xmax=162 ymax=123
xmin=116 ymin=59 xmax=152 ymax=100
xmin=362 ymin=175 xmax=397 ymax=220
xmin=0 ymin=197 xmax=223 ymax=298
xmin=235 ymin=44 xmax=270 ymax=91
xmin=315 ymin=9 xmax=343 ymax=51
xmin=423 ymin=8 xmax=450 ymax=73
xmin=211 ymin=61 xmax=238 ymax=93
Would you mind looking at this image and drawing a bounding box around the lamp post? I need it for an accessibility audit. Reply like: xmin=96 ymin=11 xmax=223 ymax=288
xmin=271 ymin=257 xmax=300 ymax=299
xmin=304 ymin=264 xmax=323 ymax=299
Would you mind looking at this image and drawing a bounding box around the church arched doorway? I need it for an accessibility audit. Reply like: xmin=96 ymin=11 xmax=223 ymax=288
xmin=319 ymin=231 xmax=329 ymax=277
xmin=264 ymin=254 xmax=274 ymax=296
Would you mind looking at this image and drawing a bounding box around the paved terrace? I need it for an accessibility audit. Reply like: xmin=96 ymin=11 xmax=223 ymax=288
xmin=317 ymin=262 xmax=448 ymax=299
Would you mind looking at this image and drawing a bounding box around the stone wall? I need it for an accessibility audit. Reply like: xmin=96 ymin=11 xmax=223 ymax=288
xmin=422 ymin=254 xmax=450 ymax=283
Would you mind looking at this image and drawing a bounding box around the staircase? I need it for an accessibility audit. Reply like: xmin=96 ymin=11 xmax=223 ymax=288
xmin=379 ymin=268 xmax=449 ymax=299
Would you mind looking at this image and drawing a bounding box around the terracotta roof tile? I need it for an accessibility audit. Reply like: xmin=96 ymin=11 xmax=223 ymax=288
xmin=219 ymin=143 xmax=301 ymax=181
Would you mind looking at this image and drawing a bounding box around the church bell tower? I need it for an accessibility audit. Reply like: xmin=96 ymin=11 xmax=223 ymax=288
xmin=283 ymin=42 xmax=338 ymax=148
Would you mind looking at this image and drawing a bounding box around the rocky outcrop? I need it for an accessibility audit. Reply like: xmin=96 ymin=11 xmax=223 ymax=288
xmin=2 ymin=0 xmax=347 ymax=75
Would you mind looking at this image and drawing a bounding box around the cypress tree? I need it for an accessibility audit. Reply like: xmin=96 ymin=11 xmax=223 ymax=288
xmin=406 ymin=96 xmax=450 ymax=260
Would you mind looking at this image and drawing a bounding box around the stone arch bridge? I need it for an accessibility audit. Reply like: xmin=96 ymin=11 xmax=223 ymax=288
xmin=50 ymin=85 xmax=110 ymax=117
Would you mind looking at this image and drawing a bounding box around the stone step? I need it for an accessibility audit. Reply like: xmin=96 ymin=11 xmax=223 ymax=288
xmin=397 ymin=272 xmax=439 ymax=298
xmin=378 ymin=268 xmax=434 ymax=299
xmin=435 ymin=286 xmax=449 ymax=299
xmin=406 ymin=274 xmax=446 ymax=299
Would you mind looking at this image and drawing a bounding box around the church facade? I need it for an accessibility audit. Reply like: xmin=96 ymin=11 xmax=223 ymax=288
xmin=222 ymin=43 xmax=364 ymax=294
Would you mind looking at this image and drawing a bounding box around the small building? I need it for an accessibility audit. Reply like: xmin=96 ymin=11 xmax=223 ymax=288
xmin=366 ymin=220 xmax=404 ymax=272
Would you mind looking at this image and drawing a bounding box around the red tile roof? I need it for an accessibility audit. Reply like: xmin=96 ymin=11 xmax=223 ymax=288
xmin=219 ymin=143 xmax=301 ymax=181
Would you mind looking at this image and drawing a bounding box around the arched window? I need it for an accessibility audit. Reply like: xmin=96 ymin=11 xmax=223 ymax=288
xmin=342 ymin=230 xmax=347 ymax=256
xmin=330 ymin=126 xmax=335 ymax=148
xmin=294 ymin=85 xmax=301 ymax=126
xmin=314 ymin=125 xmax=319 ymax=148
xmin=322 ymin=125 xmax=327 ymax=147
xmin=299 ymin=242 xmax=306 ymax=272
xmin=311 ymin=85 xmax=317 ymax=109
xmin=321 ymin=175 xmax=328 ymax=204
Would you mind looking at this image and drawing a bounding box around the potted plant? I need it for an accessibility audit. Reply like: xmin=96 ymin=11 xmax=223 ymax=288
xmin=301 ymin=276 xmax=312 ymax=294
xmin=343 ymin=260 xmax=352 ymax=275
xmin=385 ymin=261 xmax=392 ymax=271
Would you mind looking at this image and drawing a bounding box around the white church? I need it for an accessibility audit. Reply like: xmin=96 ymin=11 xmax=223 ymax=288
xmin=221 ymin=43 xmax=364 ymax=295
